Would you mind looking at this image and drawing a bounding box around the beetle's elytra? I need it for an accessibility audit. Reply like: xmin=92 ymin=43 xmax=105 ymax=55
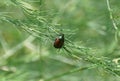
xmin=54 ymin=34 xmax=64 ymax=48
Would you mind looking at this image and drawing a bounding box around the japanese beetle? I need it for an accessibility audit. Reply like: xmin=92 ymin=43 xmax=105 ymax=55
xmin=54 ymin=34 xmax=64 ymax=48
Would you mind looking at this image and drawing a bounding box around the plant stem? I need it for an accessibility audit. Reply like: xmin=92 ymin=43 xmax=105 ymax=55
xmin=106 ymin=0 xmax=118 ymax=42
xmin=45 ymin=65 xmax=96 ymax=81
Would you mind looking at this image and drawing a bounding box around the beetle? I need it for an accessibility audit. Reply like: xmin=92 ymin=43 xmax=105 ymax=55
xmin=54 ymin=34 xmax=64 ymax=48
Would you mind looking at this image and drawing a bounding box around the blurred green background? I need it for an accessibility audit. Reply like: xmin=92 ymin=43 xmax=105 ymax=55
xmin=0 ymin=0 xmax=120 ymax=81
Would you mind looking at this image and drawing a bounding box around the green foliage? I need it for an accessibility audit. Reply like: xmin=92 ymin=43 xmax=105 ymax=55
xmin=0 ymin=0 xmax=120 ymax=81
